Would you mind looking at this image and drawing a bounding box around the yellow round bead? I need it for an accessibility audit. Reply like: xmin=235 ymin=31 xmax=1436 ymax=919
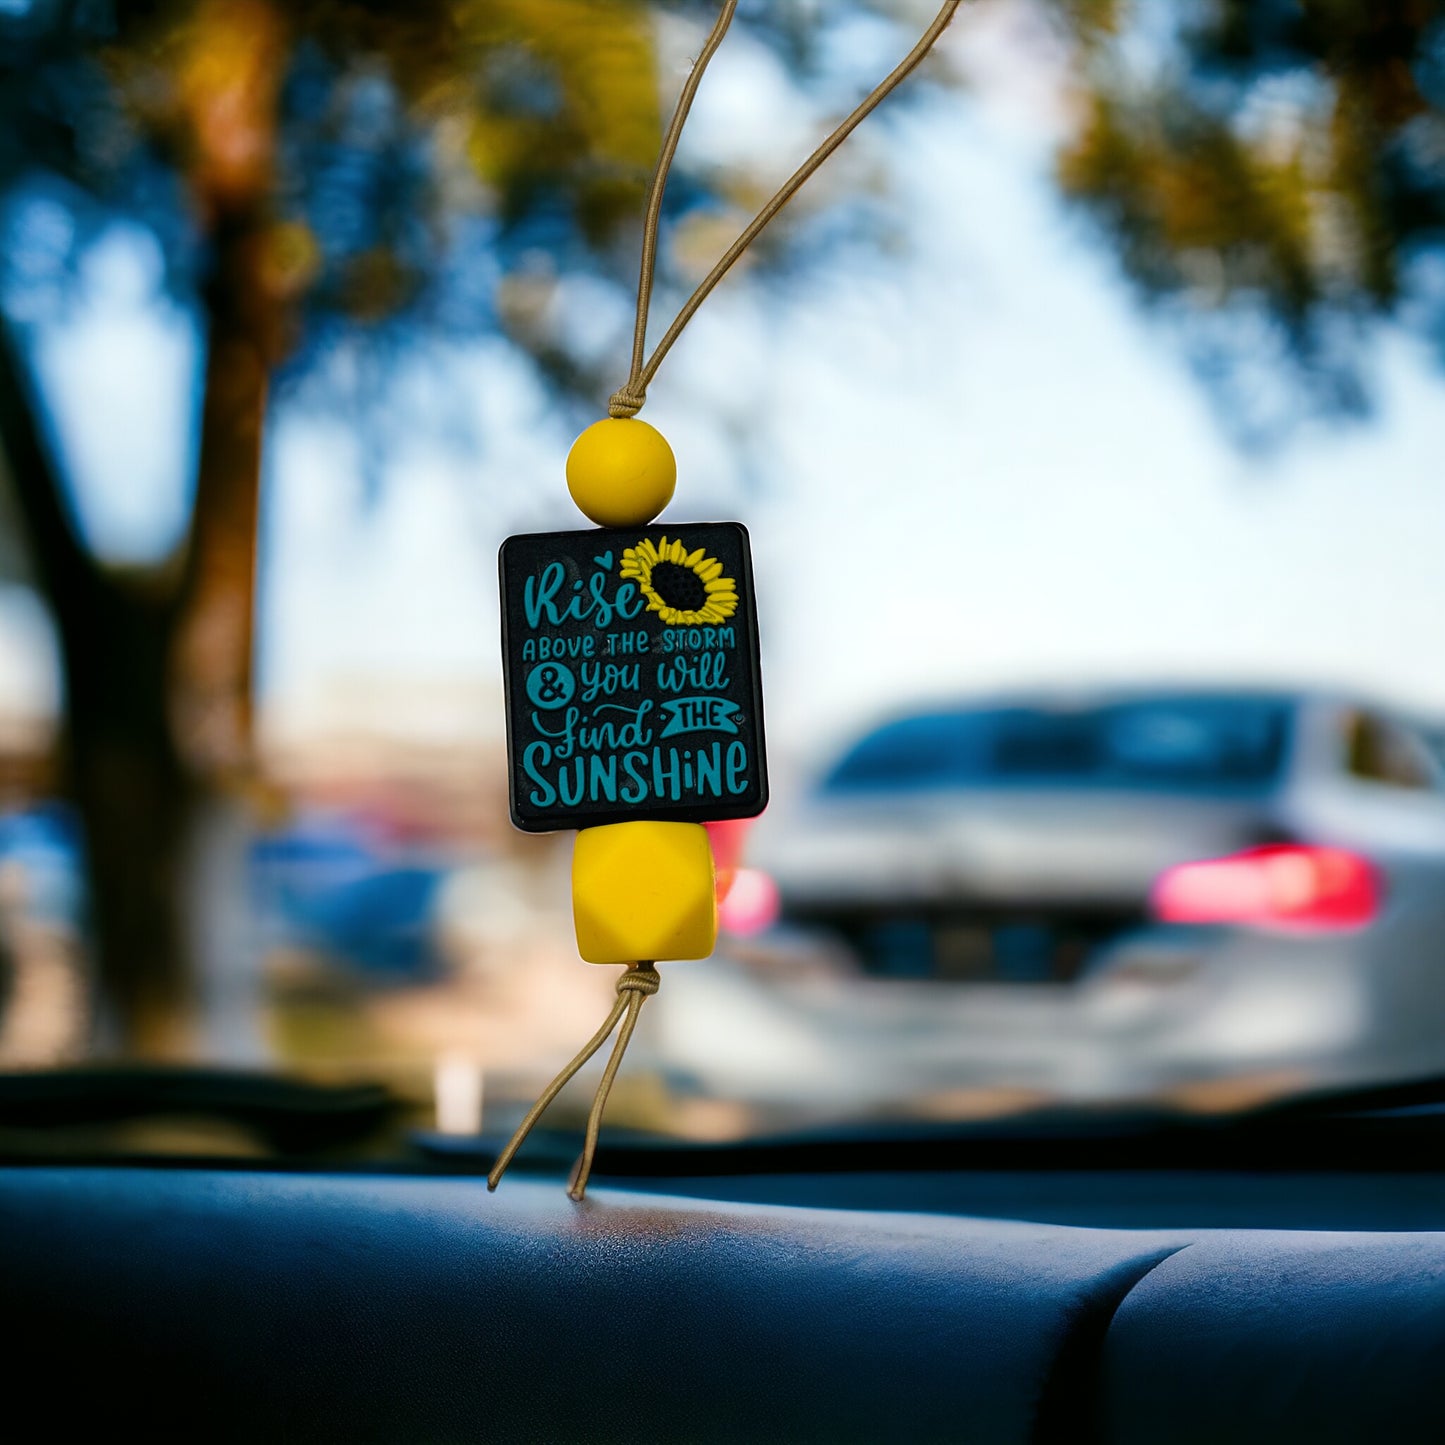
xmin=566 ymin=418 xmax=676 ymax=528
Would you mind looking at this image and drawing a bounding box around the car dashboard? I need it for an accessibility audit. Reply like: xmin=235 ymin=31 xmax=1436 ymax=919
xmin=3 ymin=1160 xmax=1445 ymax=1442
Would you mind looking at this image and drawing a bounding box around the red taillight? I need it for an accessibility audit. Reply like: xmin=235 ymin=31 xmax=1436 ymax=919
xmin=1150 ymin=844 xmax=1380 ymax=931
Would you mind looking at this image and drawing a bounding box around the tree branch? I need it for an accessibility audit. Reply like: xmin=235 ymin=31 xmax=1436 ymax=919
xmin=0 ymin=323 xmax=99 ymax=636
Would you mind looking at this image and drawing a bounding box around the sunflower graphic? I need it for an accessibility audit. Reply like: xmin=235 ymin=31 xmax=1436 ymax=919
xmin=620 ymin=536 xmax=739 ymax=626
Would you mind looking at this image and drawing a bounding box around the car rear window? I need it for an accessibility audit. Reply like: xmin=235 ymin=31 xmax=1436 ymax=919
xmin=824 ymin=699 xmax=1291 ymax=793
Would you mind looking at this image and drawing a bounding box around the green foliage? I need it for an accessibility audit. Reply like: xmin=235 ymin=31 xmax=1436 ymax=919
xmin=1051 ymin=0 xmax=1445 ymax=431
xmin=1 ymin=0 xmax=663 ymax=361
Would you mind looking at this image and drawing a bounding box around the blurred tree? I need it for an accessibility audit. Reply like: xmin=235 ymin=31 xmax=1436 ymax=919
xmin=1050 ymin=0 xmax=1445 ymax=439
xmin=0 ymin=0 xmax=909 ymax=1054
xmin=0 ymin=0 xmax=666 ymax=1052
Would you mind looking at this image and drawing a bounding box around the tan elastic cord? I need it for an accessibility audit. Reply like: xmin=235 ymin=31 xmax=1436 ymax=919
xmin=488 ymin=964 xmax=660 ymax=1200
xmin=608 ymin=0 xmax=963 ymax=419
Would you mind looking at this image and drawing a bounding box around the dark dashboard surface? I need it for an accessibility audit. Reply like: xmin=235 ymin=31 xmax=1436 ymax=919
xmin=610 ymin=1165 xmax=1445 ymax=1231
xmin=3 ymin=1164 xmax=1445 ymax=1443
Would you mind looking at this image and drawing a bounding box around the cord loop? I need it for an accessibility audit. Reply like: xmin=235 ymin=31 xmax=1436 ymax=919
xmin=608 ymin=386 xmax=647 ymax=419
xmin=616 ymin=965 xmax=661 ymax=997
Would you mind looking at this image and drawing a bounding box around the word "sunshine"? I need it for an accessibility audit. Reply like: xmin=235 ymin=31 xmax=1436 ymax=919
xmin=522 ymin=741 xmax=751 ymax=809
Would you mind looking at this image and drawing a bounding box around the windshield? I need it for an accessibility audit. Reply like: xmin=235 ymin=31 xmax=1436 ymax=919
xmin=825 ymin=698 xmax=1292 ymax=793
xmin=2 ymin=0 xmax=1445 ymax=1162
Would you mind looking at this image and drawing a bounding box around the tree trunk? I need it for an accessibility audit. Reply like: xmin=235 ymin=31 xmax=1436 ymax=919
xmin=171 ymin=209 xmax=271 ymax=784
xmin=69 ymin=591 xmax=196 ymax=1056
xmin=170 ymin=206 xmax=277 ymax=1064
xmin=0 ymin=200 xmax=275 ymax=1055
xmin=0 ymin=0 xmax=287 ymax=1056
xmin=0 ymin=329 xmax=194 ymax=1054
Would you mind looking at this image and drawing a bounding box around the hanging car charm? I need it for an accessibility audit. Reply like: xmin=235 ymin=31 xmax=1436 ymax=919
xmin=489 ymin=414 xmax=767 ymax=1200
xmin=499 ymin=515 xmax=767 ymax=836
xmin=488 ymin=0 xmax=961 ymax=1200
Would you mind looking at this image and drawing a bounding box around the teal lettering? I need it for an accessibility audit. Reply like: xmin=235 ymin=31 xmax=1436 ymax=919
xmin=588 ymin=753 xmax=618 ymax=803
xmin=523 ymin=742 xmax=556 ymax=807
xmin=593 ymin=700 xmax=653 ymax=747
xmin=653 ymin=626 xmax=736 ymax=654
xmin=697 ymin=743 xmax=722 ymax=797
xmin=653 ymin=747 xmax=682 ymax=802
xmin=726 ymin=741 xmax=748 ymax=795
xmin=523 ymin=562 xmax=567 ymax=628
xmin=580 ymin=661 xmax=640 ymax=703
xmin=533 ymin=707 xmax=579 ymax=760
xmin=616 ymin=582 xmax=641 ymax=618
xmin=621 ymin=751 xmax=649 ymax=804
xmin=657 ymin=651 xmax=729 ymax=694
xmin=558 ymin=758 xmax=585 ymax=807
xmin=524 ymin=562 xmax=644 ymax=631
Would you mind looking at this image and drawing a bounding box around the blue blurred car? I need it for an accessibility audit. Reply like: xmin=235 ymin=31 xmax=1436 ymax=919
xmin=0 ymin=805 xmax=85 ymax=926
xmin=250 ymin=819 xmax=448 ymax=979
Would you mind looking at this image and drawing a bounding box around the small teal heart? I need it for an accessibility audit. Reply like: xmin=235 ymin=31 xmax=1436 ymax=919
xmin=594 ymin=551 xmax=614 ymax=570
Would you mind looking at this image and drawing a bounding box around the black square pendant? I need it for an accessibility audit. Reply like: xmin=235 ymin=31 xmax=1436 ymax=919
xmin=499 ymin=521 xmax=768 ymax=832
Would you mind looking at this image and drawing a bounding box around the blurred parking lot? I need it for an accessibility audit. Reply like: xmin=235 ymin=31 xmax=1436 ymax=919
xmin=3 ymin=0 xmax=1445 ymax=1149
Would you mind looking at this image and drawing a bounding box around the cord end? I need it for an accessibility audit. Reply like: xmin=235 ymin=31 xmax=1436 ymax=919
xmin=607 ymin=386 xmax=646 ymax=418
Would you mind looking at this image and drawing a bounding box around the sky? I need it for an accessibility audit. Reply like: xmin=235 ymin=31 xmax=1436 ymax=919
xmin=6 ymin=0 xmax=1445 ymax=779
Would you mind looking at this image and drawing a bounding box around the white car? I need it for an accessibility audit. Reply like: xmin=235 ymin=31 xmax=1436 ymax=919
xmin=645 ymin=690 xmax=1445 ymax=1117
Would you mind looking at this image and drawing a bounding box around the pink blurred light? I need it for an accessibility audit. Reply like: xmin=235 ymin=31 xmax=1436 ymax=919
xmin=718 ymin=867 xmax=781 ymax=936
xmin=705 ymin=817 xmax=754 ymax=902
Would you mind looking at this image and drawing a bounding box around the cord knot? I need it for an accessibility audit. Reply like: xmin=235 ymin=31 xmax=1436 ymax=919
xmin=616 ymin=965 xmax=661 ymax=998
xmin=608 ymin=385 xmax=647 ymax=419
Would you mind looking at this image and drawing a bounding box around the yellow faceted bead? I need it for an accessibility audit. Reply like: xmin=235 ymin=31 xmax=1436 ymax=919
xmin=566 ymin=418 xmax=676 ymax=528
xmin=572 ymin=821 xmax=717 ymax=964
